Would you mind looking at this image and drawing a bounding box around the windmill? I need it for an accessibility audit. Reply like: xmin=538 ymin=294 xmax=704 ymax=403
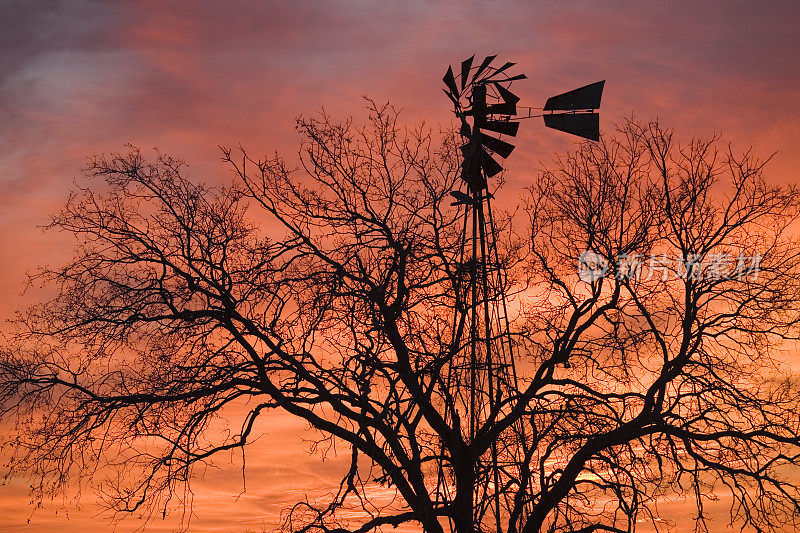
xmin=438 ymin=54 xmax=604 ymax=531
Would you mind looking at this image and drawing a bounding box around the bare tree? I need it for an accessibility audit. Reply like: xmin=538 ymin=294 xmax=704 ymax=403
xmin=3 ymin=102 xmax=800 ymax=533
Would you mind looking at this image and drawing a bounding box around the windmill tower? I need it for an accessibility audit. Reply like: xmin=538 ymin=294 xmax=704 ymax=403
xmin=438 ymin=55 xmax=604 ymax=531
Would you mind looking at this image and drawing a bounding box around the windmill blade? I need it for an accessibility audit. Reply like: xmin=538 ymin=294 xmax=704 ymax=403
xmin=491 ymin=61 xmax=516 ymax=78
xmin=501 ymin=73 xmax=527 ymax=82
xmin=480 ymin=149 xmax=504 ymax=177
xmin=494 ymin=83 xmax=520 ymax=105
xmin=543 ymin=112 xmax=600 ymax=141
xmin=460 ymin=55 xmax=474 ymax=90
xmin=471 ymin=54 xmax=497 ymax=83
xmin=543 ymin=80 xmax=605 ymax=111
xmin=461 ymin=141 xmax=502 ymax=172
xmin=480 ymin=134 xmax=515 ymax=158
xmin=443 ymin=66 xmax=459 ymax=98
xmin=483 ymin=120 xmax=519 ymax=136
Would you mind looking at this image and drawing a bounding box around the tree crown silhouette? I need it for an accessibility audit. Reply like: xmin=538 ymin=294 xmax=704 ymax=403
xmin=3 ymin=103 xmax=800 ymax=533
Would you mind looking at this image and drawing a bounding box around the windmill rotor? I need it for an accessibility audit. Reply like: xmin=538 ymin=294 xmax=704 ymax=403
xmin=443 ymin=55 xmax=526 ymax=193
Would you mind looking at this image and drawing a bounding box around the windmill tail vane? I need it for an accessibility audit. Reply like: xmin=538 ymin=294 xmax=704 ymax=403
xmin=437 ymin=55 xmax=605 ymax=531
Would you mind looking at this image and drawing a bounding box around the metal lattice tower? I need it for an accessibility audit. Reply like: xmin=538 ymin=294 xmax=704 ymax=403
xmin=437 ymin=55 xmax=604 ymax=532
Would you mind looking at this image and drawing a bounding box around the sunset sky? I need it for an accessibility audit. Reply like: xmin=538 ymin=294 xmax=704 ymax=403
xmin=2 ymin=0 xmax=800 ymax=531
